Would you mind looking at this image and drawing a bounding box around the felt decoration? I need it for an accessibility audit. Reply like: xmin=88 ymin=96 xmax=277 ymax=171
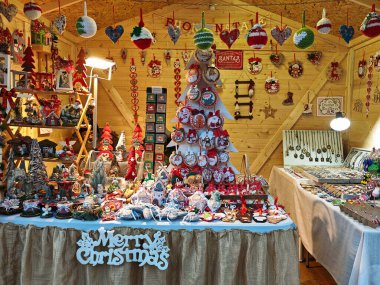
xmin=186 ymin=129 xmax=198 ymax=144
xmin=271 ymin=13 xmax=292 ymax=46
xmin=186 ymin=64 xmax=201 ymax=84
xmin=283 ymin=91 xmax=294 ymax=106
xmin=174 ymin=59 xmax=181 ymax=105
xmin=339 ymin=11 xmax=354 ymax=44
xmin=76 ymin=1 xmax=97 ymax=38
xmin=198 ymin=151 xmax=208 ymax=167
xmin=168 ymin=12 xmax=181 ymax=44
xmin=288 ymin=55 xmax=303 ymax=78
xmin=21 ymin=39 xmax=36 ymax=88
xmin=269 ymin=45 xmax=284 ymax=67
xmin=260 ymin=102 xmax=277 ymax=119
xmin=293 ymin=11 xmax=314 ymax=49
xmin=199 ymin=130 xmax=215 ymax=150
xmin=24 ymin=1 xmax=42 ymax=20
xmin=195 ymin=49 xmax=213 ymax=63
xmin=182 ymin=49 xmax=191 ymax=65
xmin=316 ymin=8 xmax=332 ymax=34
xmin=131 ymin=9 xmax=154 ymax=50
xmin=72 ymin=47 xmax=88 ymax=91
xmin=202 ymin=168 xmax=213 ymax=183
xmin=164 ymin=50 xmax=171 ymax=66
xmin=147 ymin=57 xmax=162 ymax=77
xmin=223 ymin=167 xmax=235 ymax=183
xmin=194 ymin=12 xmax=214 ymax=50
xmin=248 ymin=56 xmax=262 ymax=75
xmin=207 ymin=110 xmax=223 ymax=129
xmin=169 ymin=151 xmax=183 ymax=166
xmin=374 ymin=51 xmax=380 ymax=71
xmin=176 ymin=105 xmax=192 ymax=125
xmin=190 ymin=110 xmax=206 ymax=129
xmin=358 ymin=57 xmax=367 ymax=79
xmin=218 ymin=151 xmax=230 ymax=164
xmin=366 ymin=56 xmax=374 ymax=117
xmin=0 ymin=1 xmax=17 ymax=22
xmin=106 ymin=25 xmax=124 ymax=44
xmin=247 ymin=12 xmax=268 ymax=50
xmin=187 ymin=85 xmax=201 ymax=102
xmin=220 ymin=13 xmax=240 ymax=49
xmin=184 ymin=152 xmax=197 ymax=167
xmin=200 ymin=87 xmax=217 ymax=108
xmin=207 ymin=149 xmax=218 ymax=167
xmin=265 ymin=74 xmax=280 ymax=94
xmin=54 ymin=1 xmax=66 ymax=35
xmin=327 ymin=61 xmax=343 ymax=81
xmin=307 ymin=51 xmax=322 ymax=65
xmin=214 ymin=129 xmax=230 ymax=150
xmin=121 ymin=48 xmax=127 ymax=64
xmin=140 ymin=51 xmax=146 ymax=65
xmin=171 ymin=127 xmax=186 ymax=144
xmin=360 ymin=4 xmax=380 ymax=38
xmin=203 ymin=64 xmax=220 ymax=84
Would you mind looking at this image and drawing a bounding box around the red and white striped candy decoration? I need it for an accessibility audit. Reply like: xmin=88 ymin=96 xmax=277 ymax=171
xmin=246 ymin=12 xmax=268 ymax=50
xmin=360 ymin=4 xmax=380 ymax=38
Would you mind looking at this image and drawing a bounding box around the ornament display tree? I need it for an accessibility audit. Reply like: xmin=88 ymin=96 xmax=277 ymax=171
xmin=168 ymin=50 xmax=239 ymax=185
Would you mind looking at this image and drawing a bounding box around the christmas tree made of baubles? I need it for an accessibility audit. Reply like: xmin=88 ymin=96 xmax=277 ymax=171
xmin=168 ymin=12 xmax=238 ymax=186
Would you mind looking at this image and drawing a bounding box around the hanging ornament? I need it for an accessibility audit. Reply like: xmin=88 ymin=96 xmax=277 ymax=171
xmin=24 ymin=1 xmax=42 ymax=20
xmin=164 ymin=50 xmax=171 ymax=66
xmin=293 ymin=11 xmax=314 ymax=49
xmin=140 ymin=51 xmax=146 ymax=65
xmin=203 ymin=64 xmax=220 ymax=84
xmin=194 ymin=12 xmax=214 ymax=50
xmin=269 ymin=44 xmax=284 ymax=67
xmin=327 ymin=61 xmax=343 ymax=81
xmin=360 ymin=4 xmax=380 ymax=38
xmin=200 ymin=87 xmax=218 ymax=108
xmin=120 ymin=48 xmax=127 ymax=64
xmin=187 ymin=85 xmax=200 ymax=102
xmin=248 ymin=56 xmax=262 ymax=75
xmin=214 ymin=130 xmax=230 ymax=151
xmin=11 ymin=30 xmax=25 ymax=64
xmin=271 ymin=13 xmax=292 ymax=46
xmin=105 ymin=3 xmax=124 ymax=44
xmin=247 ymin=12 xmax=268 ymax=50
xmin=374 ymin=51 xmax=380 ymax=71
xmin=171 ymin=126 xmax=186 ymax=144
xmin=260 ymin=100 xmax=277 ymax=119
xmin=190 ymin=110 xmax=206 ymax=129
xmin=358 ymin=52 xmax=367 ymax=79
xmin=198 ymin=151 xmax=208 ymax=168
xmin=265 ymin=74 xmax=280 ymax=94
xmin=184 ymin=151 xmax=197 ymax=167
xmin=218 ymin=151 xmax=230 ymax=164
xmin=176 ymin=105 xmax=192 ymax=125
xmin=307 ymin=51 xmax=322 ymax=65
xmin=182 ymin=47 xmax=191 ymax=66
xmin=168 ymin=11 xmax=181 ymax=44
xmin=339 ymin=10 xmax=354 ymax=44
xmin=173 ymin=59 xmax=181 ymax=105
xmin=316 ymin=8 xmax=332 ymax=34
xmin=366 ymin=56 xmax=374 ymax=117
xmin=207 ymin=110 xmax=223 ymax=129
xmin=207 ymin=149 xmax=218 ymax=167
xmin=195 ymin=49 xmax=213 ymax=63
xmin=169 ymin=150 xmax=183 ymax=166
xmin=199 ymin=130 xmax=215 ymax=150
xmin=131 ymin=8 xmax=154 ymax=50
xmin=303 ymin=91 xmax=313 ymax=115
xmin=186 ymin=129 xmax=199 ymax=144
xmin=54 ymin=0 xmax=66 ymax=35
xmin=147 ymin=56 xmax=162 ymax=77
xmin=220 ymin=13 xmax=240 ymax=49
xmin=288 ymin=54 xmax=303 ymax=78
xmin=76 ymin=0 xmax=97 ymax=38
xmin=283 ymin=92 xmax=294 ymax=106
xmin=353 ymin=99 xmax=363 ymax=113
xmin=0 ymin=1 xmax=17 ymax=22
xmin=186 ymin=64 xmax=201 ymax=84
xmin=373 ymin=86 xmax=380 ymax=103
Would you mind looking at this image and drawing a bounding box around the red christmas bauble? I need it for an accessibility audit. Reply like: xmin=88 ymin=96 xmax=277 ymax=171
xmin=246 ymin=24 xmax=268 ymax=50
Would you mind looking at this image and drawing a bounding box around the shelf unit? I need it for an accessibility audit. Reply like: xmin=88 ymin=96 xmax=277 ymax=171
xmin=4 ymin=89 xmax=93 ymax=165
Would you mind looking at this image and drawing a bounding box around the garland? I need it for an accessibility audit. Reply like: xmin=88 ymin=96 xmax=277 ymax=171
xmin=366 ymin=56 xmax=374 ymax=117
xmin=130 ymin=58 xmax=139 ymax=123
xmin=174 ymin=59 xmax=181 ymax=106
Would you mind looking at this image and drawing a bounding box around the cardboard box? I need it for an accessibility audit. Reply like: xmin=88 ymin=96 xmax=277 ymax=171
xmin=146 ymin=123 xmax=155 ymax=133
xmin=146 ymin=103 xmax=156 ymax=113
xmin=155 ymin=123 xmax=165 ymax=133
xmin=145 ymin=133 xmax=155 ymax=143
xmin=155 ymin=144 xmax=164 ymax=153
xmin=146 ymin=113 xmax=156 ymax=123
xmin=157 ymin=93 xmax=167 ymax=103
xmin=145 ymin=143 xmax=154 ymax=152
xmin=146 ymin=93 xmax=156 ymax=103
xmin=156 ymin=103 xmax=166 ymax=113
xmin=155 ymin=133 xmax=166 ymax=144
xmin=155 ymin=113 xmax=166 ymax=124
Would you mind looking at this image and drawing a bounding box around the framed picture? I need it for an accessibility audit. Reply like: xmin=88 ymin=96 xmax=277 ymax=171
xmin=317 ymin=97 xmax=343 ymax=117
xmin=0 ymin=53 xmax=11 ymax=89
xmin=56 ymin=69 xmax=73 ymax=91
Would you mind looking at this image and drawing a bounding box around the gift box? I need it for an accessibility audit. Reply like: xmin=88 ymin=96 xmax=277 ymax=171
xmin=146 ymin=103 xmax=156 ymax=113
xmin=156 ymin=133 xmax=166 ymax=144
xmin=145 ymin=133 xmax=155 ymax=143
xmin=145 ymin=143 xmax=154 ymax=152
xmin=155 ymin=153 xmax=165 ymax=161
xmin=156 ymin=103 xmax=166 ymax=113
xmin=155 ymin=113 xmax=166 ymax=124
xmin=155 ymin=144 xmax=164 ymax=153
xmin=146 ymin=113 xmax=156 ymax=123
xmin=157 ymin=93 xmax=167 ymax=103
xmin=145 ymin=152 xmax=154 ymax=162
xmin=146 ymin=123 xmax=155 ymax=133
xmin=155 ymin=123 xmax=165 ymax=133
xmin=146 ymin=93 xmax=156 ymax=103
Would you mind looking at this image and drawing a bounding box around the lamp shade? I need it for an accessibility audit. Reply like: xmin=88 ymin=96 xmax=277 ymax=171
xmin=330 ymin=112 xmax=351 ymax=131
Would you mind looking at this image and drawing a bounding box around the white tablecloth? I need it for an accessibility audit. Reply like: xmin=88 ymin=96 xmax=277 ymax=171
xmin=269 ymin=166 xmax=380 ymax=285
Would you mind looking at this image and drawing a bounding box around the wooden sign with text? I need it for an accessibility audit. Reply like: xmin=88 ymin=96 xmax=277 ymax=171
xmin=215 ymin=50 xmax=243 ymax=70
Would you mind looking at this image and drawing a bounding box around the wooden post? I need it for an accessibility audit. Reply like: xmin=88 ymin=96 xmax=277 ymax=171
xmin=345 ymin=49 xmax=355 ymax=151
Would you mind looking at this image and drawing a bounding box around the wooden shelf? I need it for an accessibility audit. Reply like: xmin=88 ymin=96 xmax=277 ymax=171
xmin=8 ymin=123 xmax=76 ymax=130
xmin=14 ymin=88 xmax=91 ymax=96
xmin=14 ymin=156 xmax=75 ymax=164
xmin=32 ymin=44 xmax=52 ymax=54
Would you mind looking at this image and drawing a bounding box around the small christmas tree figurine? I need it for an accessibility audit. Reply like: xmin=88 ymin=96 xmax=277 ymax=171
xmin=132 ymin=123 xmax=144 ymax=158
xmin=21 ymin=38 xmax=36 ymax=88
xmin=97 ymin=123 xmax=114 ymax=159
xmin=73 ymin=47 xmax=88 ymax=92
xmin=91 ymin=157 xmax=106 ymax=192
xmin=28 ymin=139 xmax=48 ymax=191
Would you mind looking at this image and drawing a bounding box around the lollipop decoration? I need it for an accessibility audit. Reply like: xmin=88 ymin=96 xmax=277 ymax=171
xmin=131 ymin=8 xmax=154 ymax=50
xmin=194 ymin=11 xmax=214 ymax=50
xmin=76 ymin=0 xmax=97 ymax=38
xmin=293 ymin=11 xmax=314 ymax=49
xmin=360 ymin=4 xmax=380 ymax=38
xmin=316 ymin=8 xmax=332 ymax=34
xmin=247 ymin=12 xmax=268 ymax=50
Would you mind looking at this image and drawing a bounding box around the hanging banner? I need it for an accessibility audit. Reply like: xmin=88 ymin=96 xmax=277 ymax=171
xmin=215 ymin=50 xmax=243 ymax=70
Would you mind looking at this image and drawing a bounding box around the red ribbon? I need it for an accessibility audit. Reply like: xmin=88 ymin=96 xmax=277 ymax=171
xmin=1 ymin=88 xmax=16 ymax=109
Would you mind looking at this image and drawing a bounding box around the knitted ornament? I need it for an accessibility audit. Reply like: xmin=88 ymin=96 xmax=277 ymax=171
xmin=307 ymin=51 xmax=322 ymax=65
xmin=200 ymin=87 xmax=217 ymax=108
xmin=131 ymin=9 xmax=154 ymax=50
xmin=316 ymin=8 xmax=332 ymax=34
xmin=76 ymin=1 xmax=97 ymax=39
xmin=187 ymin=85 xmax=201 ymax=102
xmin=198 ymin=151 xmax=208 ymax=167
xmin=339 ymin=25 xmax=354 ymax=44
xmin=194 ymin=12 xmax=214 ymax=50
xmin=269 ymin=53 xmax=284 ymax=67
xmin=327 ymin=61 xmax=343 ymax=81
xmin=271 ymin=13 xmax=292 ymax=46
xmin=246 ymin=13 xmax=268 ymax=50
xmin=265 ymin=75 xmax=280 ymax=94
xmin=168 ymin=12 xmax=181 ymax=44
xmin=195 ymin=49 xmax=213 ymax=63
xmin=24 ymin=1 xmax=42 ymax=20
xmin=248 ymin=57 xmax=262 ymax=75
xmin=0 ymin=1 xmax=18 ymax=22
xmin=54 ymin=14 xmax=67 ymax=35
xmin=360 ymin=4 xmax=380 ymax=38
xmin=199 ymin=130 xmax=215 ymax=150
xmin=293 ymin=11 xmax=314 ymax=49
xmin=203 ymin=64 xmax=220 ymax=84
xmin=220 ymin=13 xmax=240 ymax=49
xmin=105 ymin=25 xmax=124 ymax=44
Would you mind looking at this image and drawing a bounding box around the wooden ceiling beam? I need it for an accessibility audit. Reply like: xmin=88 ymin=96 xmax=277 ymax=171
xmin=42 ymin=0 xmax=83 ymax=15
xmin=346 ymin=0 xmax=380 ymax=11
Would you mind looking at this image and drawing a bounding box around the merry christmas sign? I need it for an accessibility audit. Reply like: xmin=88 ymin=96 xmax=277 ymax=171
xmin=76 ymin=227 xmax=170 ymax=270
xmin=215 ymin=50 xmax=243 ymax=70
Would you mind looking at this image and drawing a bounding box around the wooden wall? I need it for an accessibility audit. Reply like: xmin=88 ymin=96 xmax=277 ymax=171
xmin=81 ymin=2 xmax=351 ymax=179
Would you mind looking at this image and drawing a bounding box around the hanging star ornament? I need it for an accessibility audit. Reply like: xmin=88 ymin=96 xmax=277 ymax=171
xmin=260 ymin=103 xmax=277 ymax=119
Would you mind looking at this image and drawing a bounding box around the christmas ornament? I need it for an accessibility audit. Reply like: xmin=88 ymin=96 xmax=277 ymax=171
xmin=54 ymin=14 xmax=67 ymax=35
xmin=194 ymin=49 xmax=213 ymax=63
xmin=360 ymin=4 xmax=380 ymax=38
xmin=265 ymin=74 xmax=280 ymax=94
xmin=187 ymin=85 xmax=201 ymax=102
xmin=24 ymin=1 xmax=42 ymax=20
xmin=339 ymin=25 xmax=354 ymax=44
xmin=215 ymin=130 xmax=230 ymax=151
xmin=182 ymin=49 xmax=191 ymax=65
xmin=288 ymin=57 xmax=303 ymax=78
xmin=203 ymin=64 xmax=220 ymax=84
xmin=190 ymin=110 xmax=206 ymax=129
xmin=121 ymin=48 xmax=127 ymax=64
xmin=307 ymin=51 xmax=322 ymax=65
xmin=374 ymin=51 xmax=380 ymax=71
xmin=327 ymin=61 xmax=343 ymax=81
xmin=198 ymin=151 xmax=208 ymax=167
xmin=218 ymin=151 xmax=230 ymax=164
xmin=129 ymin=58 xmax=139 ymax=122
xmin=186 ymin=64 xmax=201 ymax=84
xmin=147 ymin=57 xmax=162 ymax=77
xmin=248 ymin=56 xmax=262 ymax=75
xmin=140 ymin=51 xmax=146 ymax=65
xmin=171 ymin=126 xmax=186 ymax=144
xmin=0 ymin=1 xmax=17 ymax=22
xmin=213 ymin=169 xmax=224 ymax=184
xmin=366 ymin=56 xmax=374 ymax=117
xmin=194 ymin=12 xmax=214 ymax=50
xmin=105 ymin=25 xmax=124 ymax=44
xmin=168 ymin=12 xmax=181 ymax=44
xmin=11 ymin=30 xmax=24 ymax=63
xmin=247 ymin=12 xmax=268 ymax=50
xmin=283 ymin=91 xmax=294 ymax=106
xmin=199 ymin=130 xmax=215 ymax=150
xmin=202 ymin=168 xmax=213 ymax=183
xmin=373 ymin=86 xmax=380 ymax=103
xmin=186 ymin=129 xmax=198 ymax=144
xmin=260 ymin=102 xmax=277 ymax=119
xmin=0 ymin=18 xmax=12 ymax=54
xmin=164 ymin=50 xmax=171 ymax=66
xmin=234 ymin=80 xmax=254 ymax=120
xmin=269 ymin=45 xmax=284 ymax=67
xmin=271 ymin=13 xmax=292 ymax=46
xmin=184 ymin=152 xmax=197 ymax=167
xmin=223 ymin=167 xmax=235 ymax=183
xmin=21 ymin=39 xmax=36 ymax=88
xmin=169 ymin=151 xmax=183 ymax=167
xmin=293 ymin=11 xmax=314 ymax=49
xmin=358 ymin=57 xmax=367 ymax=79
xmin=207 ymin=149 xmax=218 ymax=167
xmin=200 ymin=87 xmax=217 ymax=108
xmin=316 ymin=8 xmax=332 ymax=34
xmin=76 ymin=0 xmax=97 ymax=38
xmin=207 ymin=110 xmax=223 ymax=129
xmin=176 ymin=105 xmax=192 ymax=125
xmin=174 ymin=59 xmax=181 ymax=105
xmin=220 ymin=13 xmax=240 ymax=49
xmin=131 ymin=8 xmax=154 ymax=50
xmin=353 ymin=99 xmax=363 ymax=113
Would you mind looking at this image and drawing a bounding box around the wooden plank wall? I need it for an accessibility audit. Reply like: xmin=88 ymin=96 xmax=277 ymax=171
xmin=81 ymin=2 xmax=350 ymax=179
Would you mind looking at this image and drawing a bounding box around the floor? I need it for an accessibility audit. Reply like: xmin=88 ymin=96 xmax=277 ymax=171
xmin=300 ymin=260 xmax=337 ymax=285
